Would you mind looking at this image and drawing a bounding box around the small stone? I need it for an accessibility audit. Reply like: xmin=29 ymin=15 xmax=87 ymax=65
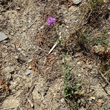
xmin=60 ymin=98 xmax=65 ymax=103
xmin=3 ymin=67 xmax=12 ymax=80
xmin=21 ymin=51 xmax=26 ymax=57
xmin=72 ymin=0 xmax=82 ymax=5
xmin=103 ymin=0 xmax=109 ymax=3
xmin=77 ymin=61 xmax=81 ymax=65
xmin=89 ymin=96 xmax=95 ymax=101
xmin=0 ymin=32 xmax=8 ymax=42
xmin=10 ymin=32 xmax=14 ymax=36
xmin=4 ymin=67 xmax=10 ymax=72
xmin=108 ymin=32 xmax=110 ymax=34
xmin=78 ymin=74 xmax=81 ymax=77
xmin=25 ymin=70 xmax=32 ymax=75
xmin=79 ymin=107 xmax=86 ymax=110
xmin=3 ymin=66 xmax=14 ymax=73
xmin=28 ymin=66 xmax=32 ymax=69
xmin=28 ymin=59 xmax=32 ymax=63
xmin=97 ymin=99 xmax=104 ymax=106
xmin=16 ymin=7 xmax=21 ymax=11
xmin=14 ymin=55 xmax=19 ymax=59
xmin=5 ymin=73 xmax=12 ymax=80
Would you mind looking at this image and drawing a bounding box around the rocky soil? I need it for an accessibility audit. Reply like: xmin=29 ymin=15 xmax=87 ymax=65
xmin=0 ymin=0 xmax=110 ymax=110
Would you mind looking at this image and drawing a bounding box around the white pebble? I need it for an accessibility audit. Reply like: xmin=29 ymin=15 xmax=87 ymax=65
xmin=72 ymin=0 xmax=82 ymax=5
xmin=25 ymin=70 xmax=32 ymax=75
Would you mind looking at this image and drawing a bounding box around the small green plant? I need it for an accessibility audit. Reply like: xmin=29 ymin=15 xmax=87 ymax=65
xmin=102 ymin=104 xmax=107 ymax=109
xmin=87 ymin=0 xmax=103 ymax=27
xmin=62 ymin=53 xmax=84 ymax=109
xmin=89 ymin=0 xmax=103 ymax=10
xmin=64 ymin=69 xmax=81 ymax=99
xmin=94 ymin=30 xmax=108 ymax=45
xmin=75 ymin=28 xmax=92 ymax=53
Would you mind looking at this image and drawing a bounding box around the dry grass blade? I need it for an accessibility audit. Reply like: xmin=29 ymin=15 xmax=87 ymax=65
xmin=48 ymin=32 xmax=62 ymax=55
xmin=99 ymin=70 xmax=110 ymax=85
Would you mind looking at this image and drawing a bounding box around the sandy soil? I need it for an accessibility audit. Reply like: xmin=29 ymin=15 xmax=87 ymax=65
xmin=0 ymin=0 xmax=110 ymax=110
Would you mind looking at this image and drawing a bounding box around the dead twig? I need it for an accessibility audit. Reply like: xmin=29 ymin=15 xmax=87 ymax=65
xmin=1 ymin=1 xmax=14 ymax=12
xmin=20 ymin=19 xmax=38 ymax=34
xmin=48 ymin=39 xmax=60 ymax=55
xmin=99 ymin=70 xmax=110 ymax=85
xmin=26 ymin=85 xmax=35 ymax=98
xmin=48 ymin=32 xmax=61 ymax=55
xmin=0 ymin=107 xmax=15 ymax=110
xmin=27 ymin=98 xmax=34 ymax=108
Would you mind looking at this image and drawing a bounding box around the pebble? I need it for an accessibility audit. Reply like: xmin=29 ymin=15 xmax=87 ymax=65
xmin=108 ymin=32 xmax=110 ymax=34
xmin=3 ymin=67 xmax=10 ymax=73
xmin=28 ymin=66 xmax=32 ymax=69
xmin=3 ymin=66 xmax=14 ymax=73
xmin=10 ymin=32 xmax=14 ymax=36
xmin=28 ymin=59 xmax=32 ymax=63
xmin=103 ymin=0 xmax=109 ymax=3
xmin=5 ymin=73 xmax=12 ymax=80
xmin=89 ymin=96 xmax=95 ymax=101
xmin=25 ymin=70 xmax=32 ymax=75
xmin=78 ymin=74 xmax=81 ymax=77
xmin=0 ymin=32 xmax=8 ymax=42
xmin=60 ymin=98 xmax=65 ymax=103
xmin=72 ymin=0 xmax=82 ymax=5
xmin=3 ymin=67 xmax=13 ymax=80
xmin=14 ymin=55 xmax=19 ymax=59
xmin=77 ymin=61 xmax=81 ymax=65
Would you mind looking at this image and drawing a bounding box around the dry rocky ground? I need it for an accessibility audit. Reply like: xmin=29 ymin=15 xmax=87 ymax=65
xmin=0 ymin=0 xmax=110 ymax=110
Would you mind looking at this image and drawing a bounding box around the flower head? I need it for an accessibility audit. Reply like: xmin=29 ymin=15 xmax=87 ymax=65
xmin=47 ymin=17 xmax=56 ymax=26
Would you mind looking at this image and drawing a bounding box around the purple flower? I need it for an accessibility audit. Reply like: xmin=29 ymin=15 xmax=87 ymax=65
xmin=47 ymin=17 xmax=56 ymax=26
